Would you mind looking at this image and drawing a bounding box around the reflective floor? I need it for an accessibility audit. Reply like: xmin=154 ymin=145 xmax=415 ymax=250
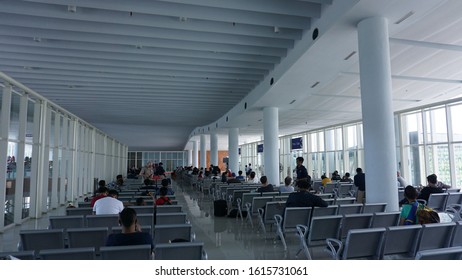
xmin=0 ymin=179 xmax=330 ymax=260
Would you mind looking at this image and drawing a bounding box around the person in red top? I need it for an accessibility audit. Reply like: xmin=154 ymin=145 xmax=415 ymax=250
xmin=90 ymin=186 xmax=109 ymax=207
xmin=155 ymin=187 xmax=172 ymax=205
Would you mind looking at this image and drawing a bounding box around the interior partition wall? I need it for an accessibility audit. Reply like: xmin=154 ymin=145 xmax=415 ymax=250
xmin=0 ymin=73 xmax=126 ymax=233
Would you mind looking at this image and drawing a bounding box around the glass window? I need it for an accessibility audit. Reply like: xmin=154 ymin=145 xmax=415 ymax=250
xmin=9 ymin=93 xmax=20 ymax=141
xmin=425 ymin=107 xmax=447 ymax=143
xmin=450 ymin=103 xmax=462 ymax=142
xmin=453 ymin=143 xmax=462 ymax=188
xmin=346 ymin=125 xmax=357 ymax=149
xmin=426 ymin=144 xmax=451 ymax=186
xmin=325 ymin=129 xmax=335 ymax=151
xmin=402 ymin=111 xmax=424 ymax=145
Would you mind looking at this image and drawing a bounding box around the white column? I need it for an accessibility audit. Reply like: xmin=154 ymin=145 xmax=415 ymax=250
xmin=29 ymin=101 xmax=42 ymax=218
xmin=200 ymin=134 xmax=207 ymax=169
xmin=51 ymin=112 xmax=60 ymax=209
xmin=228 ymin=128 xmax=239 ymax=174
xmin=192 ymin=140 xmax=199 ymax=168
xmin=0 ymin=85 xmax=12 ymax=229
xmin=187 ymin=148 xmax=193 ymax=166
xmin=59 ymin=116 xmax=68 ymax=205
xmin=263 ymin=107 xmax=280 ymax=186
xmin=210 ymin=131 xmax=218 ymax=167
xmin=358 ymin=17 xmax=398 ymax=210
xmin=14 ymin=93 xmax=28 ymax=224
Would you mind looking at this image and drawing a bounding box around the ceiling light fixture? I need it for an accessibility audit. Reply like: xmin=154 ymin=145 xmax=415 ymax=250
xmin=311 ymin=81 xmax=320 ymax=88
xmin=179 ymin=16 xmax=188 ymax=22
xmin=289 ymin=99 xmax=296 ymax=104
xmin=344 ymin=51 xmax=356 ymax=61
xmin=33 ymin=37 xmax=41 ymax=42
xmin=68 ymin=5 xmax=77 ymax=13
xmin=135 ymin=45 xmax=143 ymax=49
xmin=274 ymin=26 xmax=280 ymax=33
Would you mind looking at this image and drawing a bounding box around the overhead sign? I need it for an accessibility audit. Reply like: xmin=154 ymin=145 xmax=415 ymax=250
xmin=257 ymin=144 xmax=263 ymax=153
xmin=291 ymin=137 xmax=303 ymax=150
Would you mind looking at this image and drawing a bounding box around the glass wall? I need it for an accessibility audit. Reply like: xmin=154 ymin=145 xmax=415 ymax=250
xmin=127 ymin=151 xmax=186 ymax=172
xmin=0 ymin=75 xmax=127 ymax=231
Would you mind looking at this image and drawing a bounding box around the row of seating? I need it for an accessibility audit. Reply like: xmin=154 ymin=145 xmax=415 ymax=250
xmin=317 ymin=221 xmax=462 ymax=260
xmin=51 ymin=212 xmax=187 ymax=229
xmin=274 ymin=210 xmax=400 ymax=251
xmin=1 ymin=242 xmax=206 ymax=260
xmin=66 ymin=205 xmax=182 ymax=216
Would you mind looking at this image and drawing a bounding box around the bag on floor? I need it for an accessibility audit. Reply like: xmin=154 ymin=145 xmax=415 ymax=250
xmin=214 ymin=200 xmax=228 ymax=217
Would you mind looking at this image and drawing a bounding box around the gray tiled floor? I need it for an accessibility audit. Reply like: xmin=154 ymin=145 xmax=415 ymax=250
xmin=0 ymin=180 xmax=330 ymax=260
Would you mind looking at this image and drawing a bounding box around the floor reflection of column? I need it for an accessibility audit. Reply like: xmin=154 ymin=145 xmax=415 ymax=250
xmin=215 ymin=232 xmax=221 ymax=247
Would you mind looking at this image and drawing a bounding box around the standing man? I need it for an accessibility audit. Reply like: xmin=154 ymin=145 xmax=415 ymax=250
xmin=354 ymin=167 xmax=366 ymax=203
xmin=295 ymin=157 xmax=311 ymax=184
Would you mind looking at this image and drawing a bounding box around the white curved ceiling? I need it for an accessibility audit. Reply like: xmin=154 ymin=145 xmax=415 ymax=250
xmin=1 ymin=0 xmax=462 ymax=151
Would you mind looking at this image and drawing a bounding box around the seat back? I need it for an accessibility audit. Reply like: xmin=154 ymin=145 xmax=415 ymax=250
xmin=307 ymin=215 xmax=342 ymax=246
xmin=282 ymin=207 xmax=312 ymax=232
xmin=362 ymin=203 xmax=387 ymax=214
xmin=311 ymin=181 xmax=323 ymax=193
xmin=416 ymin=222 xmax=456 ymax=252
xmin=450 ymin=220 xmax=462 ymax=247
xmin=39 ymin=247 xmax=96 ymax=260
xmin=67 ymin=227 xmax=109 ymax=251
xmin=415 ymin=246 xmax=462 ymax=260
xmin=381 ymin=225 xmax=422 ymax=258
xmin=111 ymin=225 xmax=151 ymax=235
xmin=312 ymin=205 xmax=338 ymax=217
xmin=340 ymin=214 xmax=373 ymax=239
xmin=154 ymin=224 xmax=192 ymax=244
xmin=336 ymin=184 xmax=353 ymax=198
xmin=156 ymin=213 xmax=187 ymax=225
xmin=66 ymin=207 xmax=93 ymax=216
xmin=154 ymin=242 xmax=204 ymax=260
xmin=130 ymin=206 xmax=155 ymax=214
xmin=370 ymin=212 xmax=400 ymax=228
xmin=86 ymin=214 xmax=119 ymax=228
xmin=341 ymin=227 xmax=386 ymax=260
xmin=100 ymin=244 xmax=152 ymax=260
xmin=251 ymin=197 xmax=273 ymax=215
xmin=232 ymin=189 xmax=251 ymax=206
xmin=19 ymin=229 xmax=65 ymax=251
xmin=446 ymin=193 xmax=462 ymax=206
xmin=0 ymin=250 xmax=36 ymax=260
xmin=241 ymin=193 xmax=261 ymax=209
xmin=427 ymin=193 xmax=449 ymax=212
xmin=322 ymin=183 xmax=337 ymax=194
xmin=263 ymin=201 xmax=285 ymax=225
xmin=49 ymin=215 xmax=85 ymax=229
xmin=335 ymin=198 xmax=356 ymax=205
xmin=156 ymin=205 xmax=182 ymax=213
xmin=338 ymin=204 xmax=363 ymax=215
xmin=136 ymin=213 xmax=155 ymax=229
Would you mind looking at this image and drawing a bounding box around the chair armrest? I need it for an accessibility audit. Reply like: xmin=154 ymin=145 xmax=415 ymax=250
xmin=325 ymin=238 xmax=343 ymax=260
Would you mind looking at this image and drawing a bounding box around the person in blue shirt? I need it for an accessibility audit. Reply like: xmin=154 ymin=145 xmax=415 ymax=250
xmin=295 ymin=157 xmax=311 ymax=184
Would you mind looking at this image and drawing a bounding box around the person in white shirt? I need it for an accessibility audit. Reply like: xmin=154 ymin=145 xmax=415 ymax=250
xmin=279 ymin=176 xmax=294 ymax=193
xmin=93 ymin=189 xmax=124 ymax=215
xmin=249 ymin=171 xmax=259 ymax=184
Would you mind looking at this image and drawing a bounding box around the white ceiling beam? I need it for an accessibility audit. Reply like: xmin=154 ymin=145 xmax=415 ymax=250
xmin=390 ymin=37 xmax=462 ymax=52
xmin=22 ymin=0 xmax=313 ymax=29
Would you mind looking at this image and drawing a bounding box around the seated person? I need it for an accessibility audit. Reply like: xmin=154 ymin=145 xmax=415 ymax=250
xmin=321 ymin=174 xmax=332 ymax=186
xmin=248 ymin=171 xmax=259 ymax=184
xmin=286 ymin=180 xmax=328 ymax=208
xmin=105 ymin=208 xmax=153 ymax=250
xmin=93 ymin=189 xmax=124 ymax=215
xmin=90 ymin=186 xmax=109 ymax=207
xmin=135 ymin=197 xmax=146 ymax=206
xmin=140 ymin=178 xmax=156 ymax=190
xmin=278 ymin=176 xmax=294 ymax=193
xmin=227 ymin=173 xmax=242 ymax=184
xmin=418 ymin=174 xmax=445 ymax=203
xmin=235 ymin=170 xmax=245 ymax=181
xmin=155 ymin=187 xmax=172 ymax=205
xmin=155 ymin=178 xmax=174 ymax=196
xmin=340 ymin=172 xmax=353 ymax=183
xmin=399 ymin=185 xmax=421 ymax=225
xmin=256 ymin=176 xmax=274 ymax=193
xmin=331 ymin=170 xmax=341 ymax=181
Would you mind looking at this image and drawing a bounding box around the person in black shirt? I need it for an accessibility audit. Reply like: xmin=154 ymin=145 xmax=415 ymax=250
xmin=354 ymin=167 xmax=366 ymax=203
xmin=256 ymin=176 xmax=274 ymax=193
xmin=418 ymin=174 xmax=444 ymax=203
xmin=286 ymin=180 xmax=328 ymax=208
xmin=295 ymin=157 xmax=311 ymax=184
xmin=105 ymin=208 xmax=153 ymax=250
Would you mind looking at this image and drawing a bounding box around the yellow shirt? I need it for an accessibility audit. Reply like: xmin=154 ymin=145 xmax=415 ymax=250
xmin=321 ymin=177 xmax=331 ymax=186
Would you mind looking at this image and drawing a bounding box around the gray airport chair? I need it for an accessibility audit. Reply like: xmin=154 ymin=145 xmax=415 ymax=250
xmin=381 ymin=225 xmax=422 ymax=259
xmin=257 ymin=201 xmax=285 ymax=234
xmin=450 ymin=221 xmax=462 ymax=247
xmin=415 ymin=246 xmax=462 ymax=260
xmin=427 ymin=193 xmax=448 ymax=212
xmin=415 ymin=222 xmax=456 ymax=253
xmin=156 ymin=205 xmax=182 ymax=213
xmin=86 ymin=214 xmax=119 ymax=228
xmin=66 ymin=207 xmax=93 ymax=216
xmin=362 ymin=203 xmax=387 ymax=213
xmin=295 ymin=224 xmax=312 ymax=260
xmin=154 ymin=224 xmax=193 ymax=244
xmin=337 ymin=204 xmax=363 ymax=215
xmin=339 ymin=213 xmax=373 ymax=240
xmin=49 ymin=215 xmax=85 ymax=229
xmin=67 ymin=227 xmax=109 ymax=253
xmin=0 ymin=250 xmax=36 ymax=260
xmin=100 ymin=244 xmax=152 ymax=260
xmin=39 ymin=247 xmax=96 ymax=260
xmin=19 ymin=229 xmax=65 ymax=252
xmin=311 ymin=205 xmax=338 ymax=217
xmin=154 ymin=242 xmax=206 ymax=260
xmin=370 ymin=212 xmax=400 ymax=228
xmin=156 ymin=212 xmax=187 ymax=225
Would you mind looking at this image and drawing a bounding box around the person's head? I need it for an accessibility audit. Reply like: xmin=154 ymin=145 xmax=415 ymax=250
xmin=231 ymin=172 xmax=236 ymax=178
xmin=97 ymin=186 xmax=109 ymax=195
xmin=159 ymin=186 xmax=168 ymax=196
xmin=116 ymin=178 xmax=124 ymax=185
xmin=161 ymin=178 xmax=169 ymax=187
xmin=356 ymin=167 xmax=363 ymax=174
xmin=116 ymin=174 xmax=123 ymax=180
xmin=427 ymin=174 xmax=438 ymax=185
xmin=297 ymin=180 xmax=310 ymax=190
xmin=98 ymin=180 xmax=106 ymax=188
xmin=250 ymin=171 xmax=256 ymax=179
xmin=108 ymin=189 xmax=119 ymax=198
xmin=404 ymin=185 xmax=418 ymax=200
xmin=344 ymin=172 xmax=350 ymax=178
xmin=135 ymin=197 xmax=145 ymax=206
xmin=260 ymin=176 xmax=268 ymax=184
xmin=238 ymin=170 xmax=243 ymax=176
xmin=333 ymin=170 xmax=338 ymax=175
xmin=321 ymin=174 xmax=327 ymax=179
xmin=296 ymin=157 xmax=304 ymax=165
xmin=119 ymin=208 xmax=137 ymax=228
xmin=284 ymin=176 xmax=292 ymax=186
